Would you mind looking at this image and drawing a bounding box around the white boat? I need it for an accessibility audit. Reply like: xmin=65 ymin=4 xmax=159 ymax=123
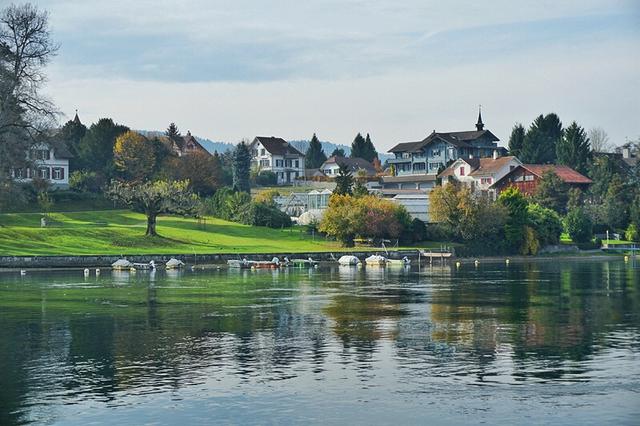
xmin=365 ymin=255 xmax=387 ymax=266
xmin=111 ymin=259 xmax=133 ymax=271
xmin=338 ymin=255 xmax=360 ymax=265
xmin=165 ymin=258 xmax=185 ymax=269
xmin=132 ymin=260 xmax=157 ymax=270
xmin=227 ymin=259 xmax=250 ymax=268
xmin=386 ymin=256 xmax=411 ymax=266
xmin=288 ymin=257 xmax=319 ymax=267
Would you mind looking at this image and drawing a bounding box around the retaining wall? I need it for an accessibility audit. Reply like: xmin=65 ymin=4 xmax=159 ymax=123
xmin=0 ymin=249 xmax=424 ymax=269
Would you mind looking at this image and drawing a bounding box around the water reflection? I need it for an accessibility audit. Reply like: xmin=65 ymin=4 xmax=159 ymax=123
xmin=0 ymin=259 xmax=638 ymax=425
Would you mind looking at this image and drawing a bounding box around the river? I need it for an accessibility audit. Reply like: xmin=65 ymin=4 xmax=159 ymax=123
xmin=1 ymin=258 xmax=638 ymax=425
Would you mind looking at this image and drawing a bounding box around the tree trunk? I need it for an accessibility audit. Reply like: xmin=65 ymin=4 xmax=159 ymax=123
xmin=146 ymin=213 xmax=157 ymax=236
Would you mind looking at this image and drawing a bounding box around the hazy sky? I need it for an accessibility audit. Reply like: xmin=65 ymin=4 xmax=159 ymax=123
xmin=39 ymin=0 xmax=640 ymax=150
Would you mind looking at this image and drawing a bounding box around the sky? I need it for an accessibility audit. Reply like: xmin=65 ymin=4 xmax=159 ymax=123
xmin=36 ymin=0 xmax=640 ymax=151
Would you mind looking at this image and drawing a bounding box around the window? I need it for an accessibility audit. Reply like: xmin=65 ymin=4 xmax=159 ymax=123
xmin=38 ymin=167 xmax=50 ymax=179
xmin=276 ymin=160 xmax=283 ymax=167
xmin=260 ymin=159 xmax=270 ymax=167
xmin=429 ymin=162 xmax=440 ymax=170
xmin=30 ymin=149 xmax=50 ymax=160
xmin=261 ymin=149 xmax=265 ymax=156
xmin=459 ymin=166 xmax=465 ymax=176
xmin=295 ymin=160 xmax=299 ymax=168
xmin=431 ymin=149 xmax=441 ymax=156
xmin=52 ymin=167 xmax=64 ymax=180
xmin=13 ymin=168 xmax=24 ymax=178
xmin=524 ymin=175 xmax=534 ymax=182
xmin=480 ymin=177 xmax=492 ymax=185
xmin=285 ymin=160 xmax=292 ymax=167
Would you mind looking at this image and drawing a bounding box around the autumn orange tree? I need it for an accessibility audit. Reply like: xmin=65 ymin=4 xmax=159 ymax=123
xmin=113 ymin=131 xmax=156 ymax=182
xmin=319 ymin=194 xmax=411 ymax=246
xmin=165 ymin=151 xmax=223 ymax=196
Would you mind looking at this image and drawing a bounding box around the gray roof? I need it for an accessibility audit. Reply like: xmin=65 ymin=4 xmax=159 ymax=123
xmin=389 ymin=129 xmax=499 ymax=153
xmin=322 ymin=156 xmax=376 ymax=175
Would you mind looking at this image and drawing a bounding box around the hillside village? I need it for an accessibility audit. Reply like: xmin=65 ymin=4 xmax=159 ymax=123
xmin=5 ymin=107 xmax=640 ymax=254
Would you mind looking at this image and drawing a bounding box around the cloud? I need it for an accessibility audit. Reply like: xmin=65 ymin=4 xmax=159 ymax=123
xmin=42 ymin=0 xmax=639 ymax=82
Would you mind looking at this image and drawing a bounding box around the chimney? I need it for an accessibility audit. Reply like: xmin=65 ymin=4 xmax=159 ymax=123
xmin=622 ymin=147 xmax=630 ymax=159
xmin=493 ymin=149 xmax=499 ymax=160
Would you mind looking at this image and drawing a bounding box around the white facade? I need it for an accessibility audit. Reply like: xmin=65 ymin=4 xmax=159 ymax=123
xmin=11 ymin=143 xmax=70 ymax=189
xmin=392 ymin=193 xmax=430 ymax=222
xmin=251 ymin=138 xmax=305 ymax=185
xmin=442 ymin=156 xmax=521 ymax=196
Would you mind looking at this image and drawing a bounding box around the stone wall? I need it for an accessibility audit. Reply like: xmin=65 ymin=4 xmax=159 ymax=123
xmin=0 ymin=250 xmax=424 ymax=269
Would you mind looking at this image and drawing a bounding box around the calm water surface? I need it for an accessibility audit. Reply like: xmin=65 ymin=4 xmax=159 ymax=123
xmin=1 ymin=259 xmax=639 ymax=425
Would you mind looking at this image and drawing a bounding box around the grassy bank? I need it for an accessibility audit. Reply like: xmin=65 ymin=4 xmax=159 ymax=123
xmin=0 ymin=210 xmax=346 ymax=256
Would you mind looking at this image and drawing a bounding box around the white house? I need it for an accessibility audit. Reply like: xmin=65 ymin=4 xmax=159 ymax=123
xmin=250 ymin=136 xmax=305 ymax=185
xmin=438 ymin=154 xmax=521 ymax=197
xmin=321 ymin=156 xmax=377 ymax=177
xmin=11 ymin=142 xmax=72 ymax=189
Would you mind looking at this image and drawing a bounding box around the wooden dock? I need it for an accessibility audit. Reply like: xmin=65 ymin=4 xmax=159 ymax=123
xmin=418 ymin=249 xmax=454 ymax=266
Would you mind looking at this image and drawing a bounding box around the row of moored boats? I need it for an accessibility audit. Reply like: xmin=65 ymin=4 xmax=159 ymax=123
xmin=111 ymin=258 xmax=185 ymax=271
xmin=227 ymin=255 xmax=410 ymax=269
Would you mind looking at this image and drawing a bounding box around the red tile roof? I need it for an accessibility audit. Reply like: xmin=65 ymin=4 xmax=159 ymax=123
xmin=522 ymin=164 xmax=593 ymax=184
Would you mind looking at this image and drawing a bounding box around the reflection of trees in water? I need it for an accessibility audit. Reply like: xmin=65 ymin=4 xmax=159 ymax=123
xmin=425 ymin=260 xmax=640 ymax=382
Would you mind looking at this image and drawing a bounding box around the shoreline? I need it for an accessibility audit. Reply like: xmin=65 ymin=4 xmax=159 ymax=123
xmin=0 ymin=249 xmax=629 ymax=269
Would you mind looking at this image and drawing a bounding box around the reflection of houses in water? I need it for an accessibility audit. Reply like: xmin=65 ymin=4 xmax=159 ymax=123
xmin=274 ymin=189 xmax=332 ymax=218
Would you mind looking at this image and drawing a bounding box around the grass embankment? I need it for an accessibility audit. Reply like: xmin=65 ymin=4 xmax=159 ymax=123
xmin=0 ymin=210 xmax=345 ymax=256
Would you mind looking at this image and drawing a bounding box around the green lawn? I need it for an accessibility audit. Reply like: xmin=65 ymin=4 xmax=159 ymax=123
xmin=0 ymin=210 xmax=345 ymax=256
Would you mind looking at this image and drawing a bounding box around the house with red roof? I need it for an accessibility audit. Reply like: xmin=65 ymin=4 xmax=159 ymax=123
xmin=491 ymin=164 xmax=592 ymax=196
xmin=438 ymin=154 xmax=522 ymax=198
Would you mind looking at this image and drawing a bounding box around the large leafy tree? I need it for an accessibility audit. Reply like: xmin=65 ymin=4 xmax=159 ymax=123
xmin=77 ymin=118 xmax=129 ymax=176
xmin=232 ymin=141 xmax=251 ymax=192
xmin=305 ymin=133 xmax=327 ymax=168
xmin=556 ymin=121 xmax=591 ymax=174
xmin=498 ymin=187 xmax=529 ymax=253
xmin=334 ymin=163 xmax=353 ymax=195
xmin=166 ymin=151 xmax=223 ymax=196
xmin=113 ymin=131 xmax=156 ymax=182
xmin=520 ymin=113 xmax=563 ymax=163
xmin=107 ymin=180 xmax=198 ymax=237
xmin=0 ymin=3 xmax=58 ymax=195
xmin=508 ymin=123 xmax=525 ymax=157
xmin=533 ymin=171 xmax=569 ymax=214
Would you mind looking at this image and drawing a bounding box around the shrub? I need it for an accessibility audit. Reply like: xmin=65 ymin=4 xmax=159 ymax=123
xmin=241 ymin=202 xmax=292 ymax=228
xmin=625 ymin=223 xmax=639 ymax=242
xmin=69 ymin=170 xmax=102 ymax=193
xmin=254 ymin=189 xmax=280 ymax=204
xmin=253 ymin=170 xmax=277 ymax=186
xmin=564 ymin=208 xmax=593 ymax=243
xmin=319 ymin=194 xmax=410 ymax=247
xmin=521 ymin=226 xmax=540 ymax=255
xmin=410 ymin=218 xmax=428 ymax=242
xmin=527 ymin=203 xmax=563 ymax=246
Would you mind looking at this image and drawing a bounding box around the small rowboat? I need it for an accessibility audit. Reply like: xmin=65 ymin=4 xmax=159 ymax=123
xmin=288 ymin=257 xmax=319 ymax=267
xmin=365 ymin=255 xmax=387 ymax=266
xmin=338 ymin=255 xmax=360 ymax=265
xmin=386 ymin=256 xmax=411 ymax=266
xmin=227 ymin=259 xmax=251 ymax=268
xmin=165 ymin=258 xmax=185 ymax=270
xmin=112 ymin=259 xmax=133 ymax=271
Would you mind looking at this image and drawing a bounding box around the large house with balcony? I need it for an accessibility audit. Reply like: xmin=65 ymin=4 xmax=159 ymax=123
xmin=11 ymin=142 xmax=73 ymax=189
xmin=250 ymin=136 xmax=305 ymax=185
xmin=383 ymin=111 xmax=506 ymax=190
xmin=321 ymin=156 xmax=377 ymax=178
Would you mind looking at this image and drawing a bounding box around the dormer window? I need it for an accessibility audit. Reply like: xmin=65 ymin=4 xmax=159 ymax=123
xmin=459 ymin=166 xmax=465 ymax=176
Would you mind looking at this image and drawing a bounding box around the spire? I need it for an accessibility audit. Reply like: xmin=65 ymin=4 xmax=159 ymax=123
xmin=73 ymin=109 xmax=81 ymax=125
xmin=476 ymin=105 xmax=484 ymax=131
